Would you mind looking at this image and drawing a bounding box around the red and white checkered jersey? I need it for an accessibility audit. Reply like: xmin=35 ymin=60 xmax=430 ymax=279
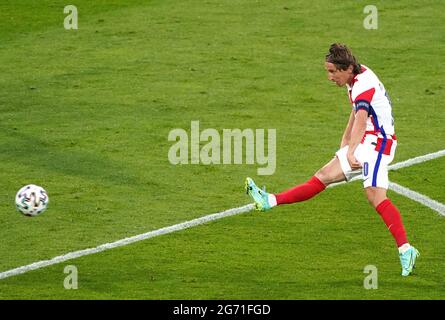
xmin=347 ymin=65 xmax=395 ymax=136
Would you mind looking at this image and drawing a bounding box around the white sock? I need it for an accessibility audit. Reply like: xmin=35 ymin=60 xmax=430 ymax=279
xmin=398 ymin=243 xmax=411 ymax=254
xmin=268 ymin=194 xmax=277 ymax=207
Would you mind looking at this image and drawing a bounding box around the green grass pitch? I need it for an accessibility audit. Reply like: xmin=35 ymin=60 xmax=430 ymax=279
xmin=0 ymin=0 xmax=444 ymax=299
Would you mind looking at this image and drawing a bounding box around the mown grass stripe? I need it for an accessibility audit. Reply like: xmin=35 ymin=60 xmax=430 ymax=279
xmin=1 ymin=149 xmax=444 ymax=281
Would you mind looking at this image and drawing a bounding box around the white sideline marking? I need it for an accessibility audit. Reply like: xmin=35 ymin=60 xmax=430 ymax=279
xmin=0 ymin=149 xmax=444 ymax=280
xmin=388 ymin=149 xmax=445 ymax=171
xmin=0 ymin=204 xmax=254 ymax=280
xmin=389 ymin=182 xmax=445 ymax=217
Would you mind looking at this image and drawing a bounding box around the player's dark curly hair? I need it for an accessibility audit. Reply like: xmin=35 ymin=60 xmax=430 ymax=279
xmin=325 ymin=43 xmax=362 ymax=74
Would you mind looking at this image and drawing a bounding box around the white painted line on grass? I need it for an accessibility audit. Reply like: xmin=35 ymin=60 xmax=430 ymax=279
xmin=389 ymin=182 xmax=445 ymax=216
xmin=388 ymin=149 xmax=445 ymax=171
xmin=0 ymin=149 xmax=444 ymax=280
xmin=0 ymin=204 xmax=254 ymax=280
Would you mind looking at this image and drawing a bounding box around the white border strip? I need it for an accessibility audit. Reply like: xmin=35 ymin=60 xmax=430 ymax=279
xmin=0 ymin=204 xmax=254 ymax=280
xmin=389 ymin=182 xmax=445 ymax=216
xmin=388 ymin=149 xmax=445 ymax=171
xmin=1 ymin=149 xmax=444 ymax=280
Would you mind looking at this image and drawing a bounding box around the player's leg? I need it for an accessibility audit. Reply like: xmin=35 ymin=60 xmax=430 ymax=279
xmin=364 ymin=150 xmax=419 ymax=276
xmin=273 ymin=156 xmax=346 ymax=205
xmin=365 ymin=186 xmax=388 ymax=208
xmin=314 ymin=156 xmax=348 ymax=185
xmin=245 ymin=156 xmax=346 ymax=211
xmin=270 ymin=144 xmax=361 ymax=206
xmin=366 ymin=186 xmax=408 ymax=247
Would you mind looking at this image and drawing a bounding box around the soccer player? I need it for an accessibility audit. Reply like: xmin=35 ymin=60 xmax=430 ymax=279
xmin=245 ymin=43 xmax=419 ymax=276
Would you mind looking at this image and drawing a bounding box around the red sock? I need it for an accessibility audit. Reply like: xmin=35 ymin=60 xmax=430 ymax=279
xmin=275 ymin=176 xmax=326 ymax=205
xmin=375 ymin=199 xmax=408 ymax=247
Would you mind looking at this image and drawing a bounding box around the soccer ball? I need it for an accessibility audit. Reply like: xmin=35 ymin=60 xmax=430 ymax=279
xmin=15 ymin=184 xmax=49 ymax=217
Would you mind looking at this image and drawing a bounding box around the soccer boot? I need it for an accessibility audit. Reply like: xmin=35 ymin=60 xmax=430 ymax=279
xmin=245 ymin=177 xmax=271 ymax=212
xmin=399 ymin=246 xmax=419 ymax=276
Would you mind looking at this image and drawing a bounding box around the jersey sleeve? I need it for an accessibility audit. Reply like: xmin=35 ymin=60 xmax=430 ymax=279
xmin=352 ymin=87 xmax=376 ymax=113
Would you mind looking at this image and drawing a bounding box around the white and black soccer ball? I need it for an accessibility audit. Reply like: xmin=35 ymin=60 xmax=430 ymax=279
xmin=15 ymin=184 xmax=49 ymax=217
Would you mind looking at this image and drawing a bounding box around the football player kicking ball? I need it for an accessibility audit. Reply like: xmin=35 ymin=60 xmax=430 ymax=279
xmin=245 ymin=43 xmax=419 ymax=277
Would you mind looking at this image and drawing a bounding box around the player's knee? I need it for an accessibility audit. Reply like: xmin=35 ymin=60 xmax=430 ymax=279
xmin=365 ymin=188 xmax=387 ymax=208
xmin=366 ymin=195 xmax=375 ymax=207
xmin=315 ymin=169 xmax=332 ymax=185
xmin=365 ymin=191 xmax=377 ymax=207
xmin=315 ymin=158 xmax=346 ymax=185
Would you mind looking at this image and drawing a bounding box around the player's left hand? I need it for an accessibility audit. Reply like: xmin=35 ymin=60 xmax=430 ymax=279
xmin=347 ymin=151 xmax=362 ymax=170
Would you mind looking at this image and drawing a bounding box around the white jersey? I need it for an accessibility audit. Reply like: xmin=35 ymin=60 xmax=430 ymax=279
xmin=346 ymin=65 xmax=395 ymax=136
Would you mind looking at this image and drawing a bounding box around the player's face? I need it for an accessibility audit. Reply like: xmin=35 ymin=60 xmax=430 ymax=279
xmin=325 ymin=62 xmax=353 ymax=87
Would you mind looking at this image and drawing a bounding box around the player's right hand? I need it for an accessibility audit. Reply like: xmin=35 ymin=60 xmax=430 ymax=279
xmin=347 ymin=151 xmax=362 ymax=170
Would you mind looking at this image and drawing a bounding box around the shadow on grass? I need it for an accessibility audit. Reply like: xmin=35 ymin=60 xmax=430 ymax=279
xmin=0 ymin=126 xmax=146 ymax=187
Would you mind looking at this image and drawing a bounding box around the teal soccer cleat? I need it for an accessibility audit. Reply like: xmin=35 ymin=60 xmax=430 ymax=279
xmin=245 ymin=177 xmax=271 ymax=212
xmin=399 ymin=246 xmax=419 ymax=276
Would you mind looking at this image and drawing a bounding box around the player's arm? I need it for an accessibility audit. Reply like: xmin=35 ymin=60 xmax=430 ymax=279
xmin=340 ymin=109 xmax=355 ymax=148
xmin=347 ymin=109 xmax=368 ymax=169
